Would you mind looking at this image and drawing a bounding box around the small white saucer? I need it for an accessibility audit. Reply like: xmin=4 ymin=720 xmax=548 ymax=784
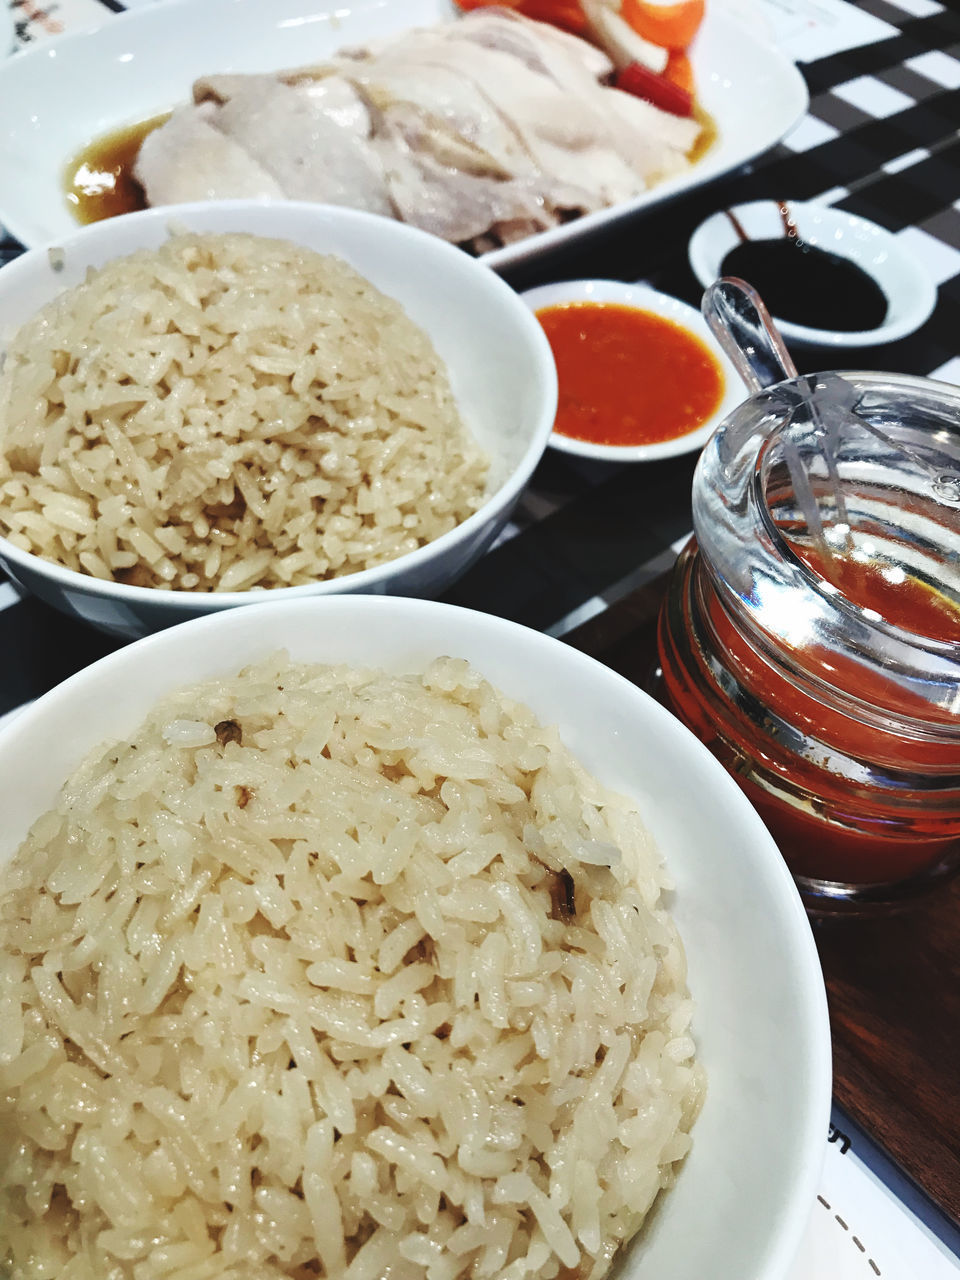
xmin=520 ymin=279 xmax=744 ymax=463
xmin=688 ymin=199 xmax=937 ymax=347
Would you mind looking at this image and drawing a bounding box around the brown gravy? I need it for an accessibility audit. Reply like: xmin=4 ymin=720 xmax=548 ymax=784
xmin=688 ymin=103 xmax=717 ymax=164
xmin=63 ymin=112 xmax=171 ymax=225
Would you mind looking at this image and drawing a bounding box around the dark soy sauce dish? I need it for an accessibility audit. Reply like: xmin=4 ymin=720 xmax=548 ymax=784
xmin=719 ymin=202 xmax=888 ymax=333
xmin=688 ymin=199 xmax=937 ymax=346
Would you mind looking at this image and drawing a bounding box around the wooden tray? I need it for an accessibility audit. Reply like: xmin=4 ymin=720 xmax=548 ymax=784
xmin=564 ymin=572 xmax=960 ymax=1230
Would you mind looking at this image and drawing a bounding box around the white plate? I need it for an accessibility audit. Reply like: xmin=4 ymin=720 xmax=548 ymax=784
xmin=522 ymin=279 xmax=744 ymax=462
xmin=0 ymin=2 xmax=14 ymax=57
xmin=0 ymin=0 xmax=808 ymax=264
xmin=688 ymin=199 xmax=938 ymax=347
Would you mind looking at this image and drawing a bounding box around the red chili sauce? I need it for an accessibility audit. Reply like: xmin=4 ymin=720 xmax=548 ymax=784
xmin=535 ymin=302 xmax=724 ymax=447
xmin=795 ymin=545 xmax=960 ymax=644
xmin=661 ymin=545 xmax=960 ymax=885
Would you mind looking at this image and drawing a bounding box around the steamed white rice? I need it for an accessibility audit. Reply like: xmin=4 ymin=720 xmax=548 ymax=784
xmin=0 ymin=233 xmax=488 ymax=592
xmin=0 ymin=656 xmax=703 ymax=1279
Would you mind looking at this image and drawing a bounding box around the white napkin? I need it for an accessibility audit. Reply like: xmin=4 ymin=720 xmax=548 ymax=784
xmin=726 ymin=0 xmax=898 ymax=62
xmin=788 ymin=1113 xmax=960 ymax=1278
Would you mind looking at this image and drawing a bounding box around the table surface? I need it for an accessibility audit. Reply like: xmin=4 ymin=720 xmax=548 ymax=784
xmin=2 ymin=0 xmax=960 ymax=1250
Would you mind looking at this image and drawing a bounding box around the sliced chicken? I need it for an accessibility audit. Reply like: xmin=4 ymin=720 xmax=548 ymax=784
xmin=375 ymin=124 xmax=552 ymax=244
xmin=604 ymin=88 xmax=701 ymax=183
xmin=193 ymin=72 xmax=282 ymax=105
xmin=448 ymin=6 xmax=614 ymax=81
xmin=135 ymin=8 xmax=703 ymax=250
xmin=389 ymin=38 xmax=646 ymax=206
xmin=443 ymin=16 xmax=698 ymax=188
xmin=212 ymin=79 xmax=394 ymax=215
xmin=332 ymin=33 xmax=631 ymax=209
xmin=134 ymin=104 xmax=284 ymax=205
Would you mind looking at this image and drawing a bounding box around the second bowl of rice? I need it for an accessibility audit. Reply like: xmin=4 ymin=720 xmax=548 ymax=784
xmin=0 ymin=595 xmax=830 ymax=1280
xmin=0 ymin=201 xmax=557 ymax=637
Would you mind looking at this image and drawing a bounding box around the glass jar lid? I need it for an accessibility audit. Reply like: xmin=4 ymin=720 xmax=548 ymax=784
xmin=695 ymin=281 xmax=960 ymax=728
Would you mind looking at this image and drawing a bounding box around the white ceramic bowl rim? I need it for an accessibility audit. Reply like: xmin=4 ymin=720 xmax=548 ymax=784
xmin=521 ymin=279 xmax=744 ymax=463
xmin=0 ymin=594 xmax=832 ymax=1280
xmin=687 ymin=199 xmax=938 ymax=347
xmin=0 ymin=200 xmax=557 ymax=609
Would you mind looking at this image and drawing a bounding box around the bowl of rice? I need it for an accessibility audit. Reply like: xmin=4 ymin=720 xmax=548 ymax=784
xmin=0 ymin=201 xmax=557 ymax=637
xmin=0 ymin=595 xmax=831 ymax=1280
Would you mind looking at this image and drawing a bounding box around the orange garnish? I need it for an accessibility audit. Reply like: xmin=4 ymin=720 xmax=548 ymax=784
xmin=621 ymin=0 xmax=704 ymax=50
xmin=663 ymin=49 xmax=695 ymax=93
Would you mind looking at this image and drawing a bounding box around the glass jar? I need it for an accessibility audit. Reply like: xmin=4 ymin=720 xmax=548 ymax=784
xmin=657 ymin=283 xmax=960 ymax=910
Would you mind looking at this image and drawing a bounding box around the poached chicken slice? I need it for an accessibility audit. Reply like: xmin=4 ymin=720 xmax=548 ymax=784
xmin=211 ymin=79 xmax=394 ymax=215
xmin=134 ymin=103 xmax=284 ymax=205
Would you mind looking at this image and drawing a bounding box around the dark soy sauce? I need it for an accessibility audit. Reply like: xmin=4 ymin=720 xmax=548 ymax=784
xmin=720 ymin=202 xmax=889 ymax=333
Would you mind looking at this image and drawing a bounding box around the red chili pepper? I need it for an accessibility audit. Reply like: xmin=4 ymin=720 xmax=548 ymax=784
xmin=615 ymin=61 xmax=694 ymax=116
xmin=454 ymin=0 xmax=588 ymax=35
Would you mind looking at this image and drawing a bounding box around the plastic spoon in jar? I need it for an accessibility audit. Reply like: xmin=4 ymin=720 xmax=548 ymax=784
xmin=701 ymin=275 xmax=796 ymax=393
xmin=701 ymin=276 xmax=847 ymax=556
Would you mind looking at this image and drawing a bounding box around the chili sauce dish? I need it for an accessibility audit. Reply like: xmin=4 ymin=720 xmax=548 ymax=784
xmin=688 ymin=199 xmax=937 ymax=347
xmin=522 ymin=280 xmax=742 ymax=462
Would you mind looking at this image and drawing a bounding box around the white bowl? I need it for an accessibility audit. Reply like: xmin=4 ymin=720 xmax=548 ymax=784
xmin=521 ymin=280 xmax=744 ymax=462
xmin=0 ymin=595 xmax=831 ymax=1280
xmin=0 ymin=200 xmax=557 ymax=638
xmin=688 ymin=199 xmax=937 ymax=347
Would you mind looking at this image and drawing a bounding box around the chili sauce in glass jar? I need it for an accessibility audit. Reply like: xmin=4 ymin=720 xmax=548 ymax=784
xmin=657 ymin=366 xmax=960 ymax=911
